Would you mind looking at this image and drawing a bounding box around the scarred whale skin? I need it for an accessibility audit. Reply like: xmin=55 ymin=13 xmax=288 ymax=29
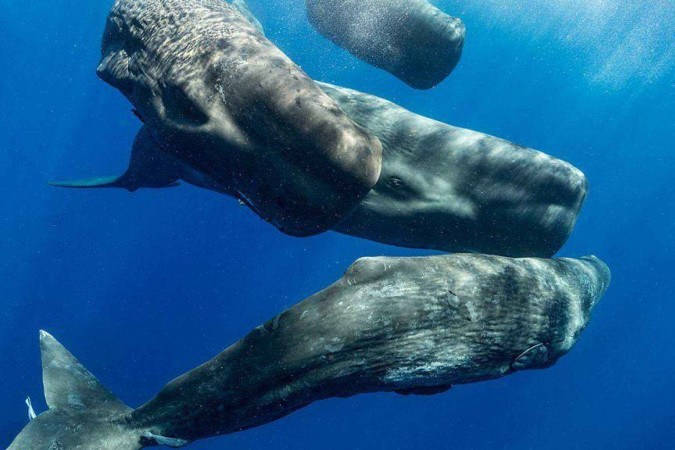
xmin=9 ymin=255 xmax=610 ymax=448
xmin=321 ymin=83 xmax=589 ymax=257
xmin=306 ymin=0 xmax=466 ymax=89
xmin=97 ymin=0 xmax=382 ymax=237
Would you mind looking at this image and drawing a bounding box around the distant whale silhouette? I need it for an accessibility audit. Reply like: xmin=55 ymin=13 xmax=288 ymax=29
xmin=93 ymin=0 xmax=383 ymax=237
xmin=53 ymin=83 xmax=588 ymax=258
xmin=9 ymin=254 xmax=610 ymax=449
xmin=306 ymin=0 xmax=466 ymax=89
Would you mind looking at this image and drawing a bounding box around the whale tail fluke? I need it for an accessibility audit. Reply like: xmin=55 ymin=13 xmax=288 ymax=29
xmin=7 ymin=331 xmax=189 ymax=449
xmin=38 ymin=330 xmax=131 ymax=415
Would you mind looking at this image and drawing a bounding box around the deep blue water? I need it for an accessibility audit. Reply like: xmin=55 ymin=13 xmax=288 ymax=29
xmin=1 ymin=0 xmax=674 ymax=448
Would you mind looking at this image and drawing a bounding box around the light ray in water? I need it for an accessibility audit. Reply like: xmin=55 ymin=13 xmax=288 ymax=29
xmin=441 ymin=0 xmax=674 ymax=90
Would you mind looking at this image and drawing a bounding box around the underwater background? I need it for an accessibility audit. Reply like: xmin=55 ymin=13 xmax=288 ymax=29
xmin=1 ymin=0 xmax=673 ymax=448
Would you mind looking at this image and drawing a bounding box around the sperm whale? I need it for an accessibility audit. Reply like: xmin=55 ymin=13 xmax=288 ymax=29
xmin=9 ymin=254 xmax=610 ymax=449
xmin=54 ymin=83 xmax=588 ymax=258
xmin=306 ymin=0 xmax=466 ymax=89
xmin=94 ymin=0 xmax=383 ymax=237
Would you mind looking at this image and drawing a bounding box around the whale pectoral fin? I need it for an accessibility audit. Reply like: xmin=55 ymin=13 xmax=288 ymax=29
xmin=49 ymin=176 xmax=180 ymax=191
xmin=49 ymin=175 xmax=136 ymax=190
xmin=50 ymin=126 xmax=182 ymax=192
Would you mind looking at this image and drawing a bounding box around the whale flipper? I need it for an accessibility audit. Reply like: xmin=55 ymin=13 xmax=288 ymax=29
xmin=50 ymin=126 xmax=181 ymax=192
xmin=49 ymin=175 xmax=145 ymax=189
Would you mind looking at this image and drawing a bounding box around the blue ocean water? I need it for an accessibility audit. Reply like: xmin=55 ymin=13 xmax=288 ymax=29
xmin=1 ymin=0 xmax=673 ymax=448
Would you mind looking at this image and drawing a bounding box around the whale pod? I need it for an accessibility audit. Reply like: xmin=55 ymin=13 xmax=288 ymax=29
xmin=52 ymin=1 xmax=583 ymax=257
xmin=9 ymin=254 xmax=610 ymax=448
xmin=97 ymin=0 xmax=382 ymax=237
xmin=52 ymin=83 xmax=587 ymax=257
xmin=306 ymin=0 xmax=466 ymax=89
xmin=321 ymin=83 xmax=589 ymax=257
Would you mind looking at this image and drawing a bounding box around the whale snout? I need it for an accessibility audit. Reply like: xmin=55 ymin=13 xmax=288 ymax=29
xmin=530 ymin=256 xmax=611 ymax=369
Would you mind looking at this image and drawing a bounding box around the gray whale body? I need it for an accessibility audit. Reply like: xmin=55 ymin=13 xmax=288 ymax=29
xmin=9 ymin=254 xmax=610 ymax=448
xmin=53 ymin=83 xmax=587 ymax=257
xmin=17 ymin=1 xmax=613 ymax=449
xmin=306 ymin=0 xmax=466 ymax=89
xmin=97 ymin=0 xmax=382 ymax=237
xmin=321 ymin=83 xmax=589 ymax=257
xmin=51 ymin=1 xmax=585 ymax=257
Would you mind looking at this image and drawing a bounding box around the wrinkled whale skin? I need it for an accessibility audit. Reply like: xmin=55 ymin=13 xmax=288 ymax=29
xmin=321 ymin=83 xmax=589 ymax=257
xmin=132 ymin=254 xmax=609 ymax=441
xmin=306 ymin=0 xmax=466 ymax=89
xmin=98 ymin=0 xmax=382 ymax=237
xmin=9 ymin=255 xmax=609 ymax=448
